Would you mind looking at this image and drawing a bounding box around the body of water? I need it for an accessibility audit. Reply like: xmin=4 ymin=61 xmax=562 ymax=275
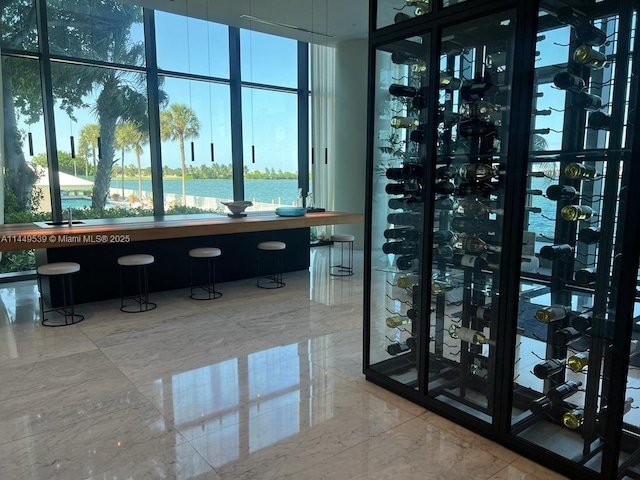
xmin=111 ymin=178 xmax=299 ymax=206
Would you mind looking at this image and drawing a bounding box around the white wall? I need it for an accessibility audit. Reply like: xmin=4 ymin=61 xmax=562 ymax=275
xmin=333 ymin=38 xmax=367 ymax=249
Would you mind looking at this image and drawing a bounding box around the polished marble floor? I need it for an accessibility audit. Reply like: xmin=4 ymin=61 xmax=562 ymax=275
xmin=0 ymin=247 xmax=567 ymax=479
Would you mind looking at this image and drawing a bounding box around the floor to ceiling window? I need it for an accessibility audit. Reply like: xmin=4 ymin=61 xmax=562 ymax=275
xmin=0 ymin=0 xmax=310 ymax=272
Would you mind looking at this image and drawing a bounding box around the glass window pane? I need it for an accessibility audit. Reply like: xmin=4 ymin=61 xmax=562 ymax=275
xmin=159 ymin=77 xmax=232 ymax=215
xmin=47 ymin=0 xmax=145 ymax=67
xmin=242 ymin=88 xmax=298 ymax=210
xmin=155 ymin=11 xmax=229 ymax=78
xmin=241 ymin=30 xmax=297 ymax=88
xmin=1 ymin=0 xmax=38 ymax=52
xmin=1 ymin=56 xmax=51 ymax=274
xmin=50 ymin=61 xmax=152 ymax=219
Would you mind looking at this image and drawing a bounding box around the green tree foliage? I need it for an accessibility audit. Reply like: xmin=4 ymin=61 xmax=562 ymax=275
xmin=78 ymin=123 xmax=100 ymax=176
xmin=160 ymin=103 xmax=200 ymax=204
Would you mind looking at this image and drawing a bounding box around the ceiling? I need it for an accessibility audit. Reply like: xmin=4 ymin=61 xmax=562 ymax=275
xmin=123 ymin=0 xmax=370 ymax=46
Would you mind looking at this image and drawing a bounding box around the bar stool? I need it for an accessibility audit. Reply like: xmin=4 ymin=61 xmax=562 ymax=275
xmin=37 ymin=262 xmax=84 ymax=327
xmin=257 ymin=241 xmax=286 ymax=289
xmin=330 ymin=234 xmax=355 ymax=276
xmin=189 ymin=247 xmax=223 ymax=300
xmin=117 ymin=254 xmax=156 ymax=313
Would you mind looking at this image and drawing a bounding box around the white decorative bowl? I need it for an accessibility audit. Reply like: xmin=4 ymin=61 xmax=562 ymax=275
xmin=222 ymin=201 xmax=253 ymax=215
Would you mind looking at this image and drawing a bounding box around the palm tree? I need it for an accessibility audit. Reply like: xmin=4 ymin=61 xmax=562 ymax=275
xmin=115 ymin=123 xmax=136 ymax=198
xmin=78 ymin=123 xmax=100 ymax=177
xmin=116 ymin=122 xmax=148 ymax=202
xmin=160 ymin=103 xmax=200 ymax=205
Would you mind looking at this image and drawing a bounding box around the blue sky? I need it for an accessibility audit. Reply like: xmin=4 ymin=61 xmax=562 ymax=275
xmin=20 ymin=10 xmax=301 ymax=173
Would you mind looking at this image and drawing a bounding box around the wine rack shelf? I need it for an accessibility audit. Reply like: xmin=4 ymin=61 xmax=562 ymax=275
xmin=364 ymin=1 xmax=640 ymax=479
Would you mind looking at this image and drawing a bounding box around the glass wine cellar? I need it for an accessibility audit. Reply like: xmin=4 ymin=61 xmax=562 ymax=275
xmin=363 ymin=0 xmax=640 ymax=477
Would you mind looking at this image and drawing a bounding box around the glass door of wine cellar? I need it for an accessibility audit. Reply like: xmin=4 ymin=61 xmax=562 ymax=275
xmin=364 ymin=1 xmax=640 ymax=478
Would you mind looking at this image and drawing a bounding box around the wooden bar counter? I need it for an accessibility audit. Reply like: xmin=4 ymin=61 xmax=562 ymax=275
xmin=0 ymin=211 xmax=363 ymax=251
xmin=1 ymin=211 xmax=363 ymax=305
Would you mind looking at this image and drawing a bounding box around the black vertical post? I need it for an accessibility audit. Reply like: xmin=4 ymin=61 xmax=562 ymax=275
xmin=297 ymin=42 xmax=310 ymax=202
xmin=493 ymin=0 xmax=539 ymax=436
xmin=35 ymin=0 xmax=62 ymax=223
xmin=143 ymin=8 xmax=165 ymax=216
xmin=229 ymin=27 xmax=245 ymax=201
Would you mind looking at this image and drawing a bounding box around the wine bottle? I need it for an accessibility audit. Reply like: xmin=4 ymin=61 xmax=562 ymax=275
xmin=451 ymin=217 xmax=496 ymax=234
xmin=458 ymin=163 xmax=497 ymax=181
xmin=460 ymin=101 xmax=502 ymax=119
xmin=456 ymin=234 xmax=500 ymax=254
xmin=395 ymin=274 xmax=418 ymax=288
xmin=384 ymin=227 xmax=420 ymax=240
xmin=438 ymin=110 xmax=463 ymax=128
xmin=557 ymin=7 xmax=607 ymax=46
xmin=401 ymin=163 xmax=424 ymax=179
xmin=565 ymin=162 xmax=597 ymax=179
xmin=572 ymin=92 xmax=603 ymax=111
xmin=475 ymin=306 xmax=492 ymax=323
xmin=386 ymin=315 xmax=411 ymax=328
xmin=563 ymin=408 xmax=585 ymax=429
xmin=448 ymin=325 xmax=491 ymax=345
xmin=546 ymin=184 xmax=578 ymax=201
xmin=530 ymin=380 xmax=583 ymax=414
xmin=409 ymin=127 xmax=426 ymax=144
xmin=574 ymin=268 xmax=597 ymax=286
xmin=396 ymin=254 xmax=419 ymax=271
xmin=458 ymin=118 xmax=498 ymax=138
xmin=571 ymin=314 xmax=592 ymax=333
xmin=388 ymin=212 xmax=422 ymax=228
xmin=440 ymin=75 xmax=462 ymax=90
xmin=406 ymin=308 xmax=419 ymax=320
xmin=567 ymin=351 xmax=589 ymax=372
xmin=561 ymin=205 xmax=594 ymax=221
xmin=456 ymin=198 xmax=494 ymax=216
xmin=573 ymin=45 xmax=608 ymax=69
xmin=436 ymin=165 xmax=458 ymax=179
xmin=578 ymin=227 xmax=600 ymax=244
xmin=553 ymin=72 xmax=586 ymax=93
xmin=451 ymin=253 xmax=487 ymax=270
xmin=539 ymin=244 xmax=574 ymax=260
xmin=434 ymin=181 xmax=456 ymax=195
xmin=434 ymin=197 xmax=455 ymax=210
xmin=386 ymin=182 xmax=421 ymax=195
xmin=386 ymin=168 xmax=404 ymax=180
xmin=393 ymin=12 xmax=412 ymax=23
xmin=552 ymin=327 xmax=582 ymax=347
xmin=588 ymin=111 xmax=611 ymax=130
xmin=382 ymin=240 xmax=420 ymax=255
xmin=391 ymin=51 xmax=421 ymax=66
xmin=460 ymin=80 xmax=507 ymax=101
xmin=456 ymin=182 xmax=496 ymax=198
xmin=535 ymin=305 xmax=570 ymax=323
xmin=388 ymin=84 xmax=423 ymax=98
xmin=388 ymin=197 xmax=422 ymax=211
xmin=433 ymin=230 xmax=455 ymax=244
xmin=533 ymin=358 xmax=566 ymax=379
xmin=411 ymin=60 xmax=428 ymax=74
xmin=391 ymin=116 xmax=420 ymax=129
xmin=470 ymin=358 xmax=489 ymax=378
xmin=431 ymin=279 xmax=455 ymax=294
xmin=386 ymin=342 xmax=410 ymax=355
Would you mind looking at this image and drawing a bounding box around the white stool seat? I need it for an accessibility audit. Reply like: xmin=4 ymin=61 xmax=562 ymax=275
xmin=118 ymin=254 xmax=154 ymax=266
xmin=189 ymin=247 xmax=222 ymax=258
xmin=331 ymin=234 xmax=355 ymax=243
xmin=37 ymin=262 xmax=80 ymax=276
xmin=257 ymin=241 xmax=286 ymax=251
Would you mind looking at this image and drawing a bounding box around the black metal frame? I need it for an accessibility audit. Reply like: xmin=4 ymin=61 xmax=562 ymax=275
xmin=38 ymin=268 xmax=84 ymax=327
xmin=189 ymin=254 xmax=223 ymax=301
xmin=363 ymin=0 xmax=640 ymax=478
xmin=329 ymin=238 xmax=354 ymax=276
xmin=119 ymin=261 xmax=157 ymax=313
xmin=256 ymin=244 xmax=286 ymax=289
